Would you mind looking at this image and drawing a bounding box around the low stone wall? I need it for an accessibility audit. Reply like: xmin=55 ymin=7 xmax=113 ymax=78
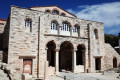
xmin=75 ymin=65 xmax=84 ymax=73
xmin=0 ymin=62 xmax=21 ymax=80
xmin=48 ymin=66 xmax=55 ymax=76
xmin=102 ymin=43 xmax=120 ymax=70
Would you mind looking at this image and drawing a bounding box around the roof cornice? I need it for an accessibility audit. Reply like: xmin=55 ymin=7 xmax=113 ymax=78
xmin=30 ymin=5 xmax=77 ymax=17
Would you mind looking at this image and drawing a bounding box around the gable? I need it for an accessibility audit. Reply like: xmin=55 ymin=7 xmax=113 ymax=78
xmin=30 ymin=5 xmax=76 ymax=18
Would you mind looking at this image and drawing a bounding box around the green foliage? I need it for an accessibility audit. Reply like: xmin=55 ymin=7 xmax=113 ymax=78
xmin=105 ymin=33 xmax=120 ymax=47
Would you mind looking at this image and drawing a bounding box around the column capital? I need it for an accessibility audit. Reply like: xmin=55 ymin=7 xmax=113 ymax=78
xmin=55 ymin=49 xmax=60 ymax=52
xmin=59 ymin=26 xmax=62 ymax=28
xmin=73 ymin=49 xmax=77 ymax=52
xmin=45 ymin=47 xmax=48 ymax=50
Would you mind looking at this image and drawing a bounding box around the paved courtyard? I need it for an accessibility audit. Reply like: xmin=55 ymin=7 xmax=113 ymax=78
xmin=50 ymin=72 xmax=120 ymax=80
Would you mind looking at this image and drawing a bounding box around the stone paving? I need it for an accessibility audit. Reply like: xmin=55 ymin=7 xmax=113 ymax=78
xmin=50 ymin=72 xmax=120 ymax=80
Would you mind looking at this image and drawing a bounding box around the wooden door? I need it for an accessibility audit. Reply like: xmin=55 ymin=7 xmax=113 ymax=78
xmin=23 ymin=59 xmax=32 ymax=75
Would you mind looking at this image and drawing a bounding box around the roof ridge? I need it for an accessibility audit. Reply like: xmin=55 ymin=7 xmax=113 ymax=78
xmin=30 ymin=5 xmax=58 ymax=8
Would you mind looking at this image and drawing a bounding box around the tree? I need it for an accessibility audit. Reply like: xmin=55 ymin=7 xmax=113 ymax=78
xmin=105 ymin=33 xmax=120 ymax=47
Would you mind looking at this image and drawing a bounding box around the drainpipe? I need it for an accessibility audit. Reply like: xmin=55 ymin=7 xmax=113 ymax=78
xmin=88 ymin=24 xmax=91 ymax=73
xmin=118 ymin=39 xmax=120 ymax=54
xmin=37 ymin=17 xmax=40 ymax=78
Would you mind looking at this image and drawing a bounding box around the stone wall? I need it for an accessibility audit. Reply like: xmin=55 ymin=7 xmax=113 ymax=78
xmin=102 ymin=43 xmax=120 ymax=70
xmin=88 ymin=22 xmax=105 ymax=72
xmin=0 ymin=19 xmax=7 ymax=62
xmin=30 ymin=6 xmax=76 ymax=18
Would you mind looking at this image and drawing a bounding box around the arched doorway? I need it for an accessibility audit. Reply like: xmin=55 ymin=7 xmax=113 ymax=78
xmin=113 ymin=57 xmax=117 ymax=68
xmin=59 ymin=41 xmax=73 ymax=71
xmin=47 ymin=41 xmax=56 ymax=67
xmin=76 ymin=44 xmax=85 ymax=72
xmin=76 ymin=44 xmax=85 ymax=65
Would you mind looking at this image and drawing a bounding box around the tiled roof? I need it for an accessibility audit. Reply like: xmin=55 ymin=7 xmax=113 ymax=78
xmin=0 ymin=23 xmax=4 ymax=25
xmin=0 ymin=18 xmax=7 ymax=21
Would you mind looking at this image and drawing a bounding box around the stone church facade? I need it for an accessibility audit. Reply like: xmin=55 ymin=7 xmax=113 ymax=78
xmin=0 ymin=5 xmax=120 ymax=80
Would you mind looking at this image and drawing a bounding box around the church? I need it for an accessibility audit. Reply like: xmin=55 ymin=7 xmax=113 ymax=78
xmin=0 ymin=5 xmax=120 ymax=80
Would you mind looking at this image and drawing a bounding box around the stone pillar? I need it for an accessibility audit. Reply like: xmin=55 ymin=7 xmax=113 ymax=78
xmin=55 ymin=49 xmax=59 ymax=74
xmin=44 ymin=61 xmax=49 ymax=80
xmin=118 ymin=39 xmax=120 ymax=54
xmin=78 ymin=28 xmax=80 ymax=37
xmin=72 ymin=49 xmax=77 ymax=73
xmin=58 ymin=26 xmax=61 ymax=35
xmin=70 ymin=27 xmax=73 ymax=37
xmin=45 ymin=48 xmax=48 ymax=61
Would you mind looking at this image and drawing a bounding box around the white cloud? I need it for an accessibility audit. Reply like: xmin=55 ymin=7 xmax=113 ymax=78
xmin=67 ymin=2 xmax=120 ymax=28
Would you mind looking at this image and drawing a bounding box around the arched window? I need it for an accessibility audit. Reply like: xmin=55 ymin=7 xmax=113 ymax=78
xmin=45 ymin=10 xmax=50 ymax=13
xmin=25 ymin=18 xmax=32 ymax=32
xmin=61 ymin=22 xmax=70 ymax=31
xmin=51 ymin=21 xmax=58 ymax=30
xmin=94 ymin=29 xmax=98 ymax=39
xmin=73 ymin=26 xmax=79 ymax=33
xmin=52 ymin=10 xmax=59 ymax=14
xmin=73 ymin=25 xmax=80 ymax=37
xmin=61 ymin=13 xmax=66 ymax=16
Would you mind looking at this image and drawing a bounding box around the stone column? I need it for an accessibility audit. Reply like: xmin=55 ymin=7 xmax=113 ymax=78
xmin=118 ymin=39 xmax=120 ymax=54
xmin=55 ymin=49 xmax=59 ymax=74
xmin=44 ymin=61 xmax=49 ymax=80
xmin=45 ymin=48 xmax=48 ymax=61
xmin=58 ymin=26 xmax=61 ymax=35
xmin=78 ymin=28 xmax=80 ymax=37
xmin=72 ymin=49 xmax=77 ymax=73
xmin=70 ymin=27 xmax=73 ymax=37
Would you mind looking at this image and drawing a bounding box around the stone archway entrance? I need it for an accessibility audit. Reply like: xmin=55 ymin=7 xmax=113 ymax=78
xmin=59 ymin=41 xmax=73 ymax=71
xmin=76 ymin=44 xmax=86 ymax=72
xmin=47 ymin=41 xmax=56 ymax=67
xmin=76 ymin=44 xmax=85 ymax=65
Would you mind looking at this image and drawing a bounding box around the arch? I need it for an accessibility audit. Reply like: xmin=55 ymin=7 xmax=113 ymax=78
xmin=45 ymin=9 xmax=51 ymax=13
xmin=113 ymin=57 xmax=117 ymax=68
xmin=51 ymin=20 xmax=59 ymax=35
xmin=76 ymin=44 xmax=86 ymax=65
xmin=46 ymin=40 xmax=56 ymax=67
xmin=94 ymin=29 xmax=98 ymax=39
xmin=52 ymin=9 xmax=59 ymax=15
xmin=60 ymin=41 xmax=74 ymax=49
xmin=62 ymin=20 xmax=72 ymax=27
xmin=25 ymin=18 xmax=32 ymax=32
xmin=73 ymin=24 xmax=80 ymax=37
xmin=60 ymin=21 xmax=71 ymax=36
xmin=61 ymin=13 xmax=66 ymax=16
xmin=51 ymin=20 xmax=58 ymax=30
xmin=59 ymin=41 xmax=74 ymax=71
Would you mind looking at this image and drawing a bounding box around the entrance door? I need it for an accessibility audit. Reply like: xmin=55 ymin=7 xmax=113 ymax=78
xmin=59 ymin=41 xmax=73 ymax=71
xmin=23 ymin=59 xmax=32 ymax=75
xmin=95 ymin=58 xmax=101 ymax=70
xmin=113 ymin=57 xmax=117 ymax=68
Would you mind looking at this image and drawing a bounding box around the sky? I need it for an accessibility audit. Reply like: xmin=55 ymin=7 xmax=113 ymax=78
xmin=0 ymin=0 xmax=120 ymax=35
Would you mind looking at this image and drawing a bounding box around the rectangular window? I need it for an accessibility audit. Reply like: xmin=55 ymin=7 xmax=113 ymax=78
xmin=23 ymin=59 xmax=32 ymax=75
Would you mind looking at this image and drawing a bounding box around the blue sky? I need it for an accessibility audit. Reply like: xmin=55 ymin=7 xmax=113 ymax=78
xmin=0 ymin=0 xmax=120 ymax=35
